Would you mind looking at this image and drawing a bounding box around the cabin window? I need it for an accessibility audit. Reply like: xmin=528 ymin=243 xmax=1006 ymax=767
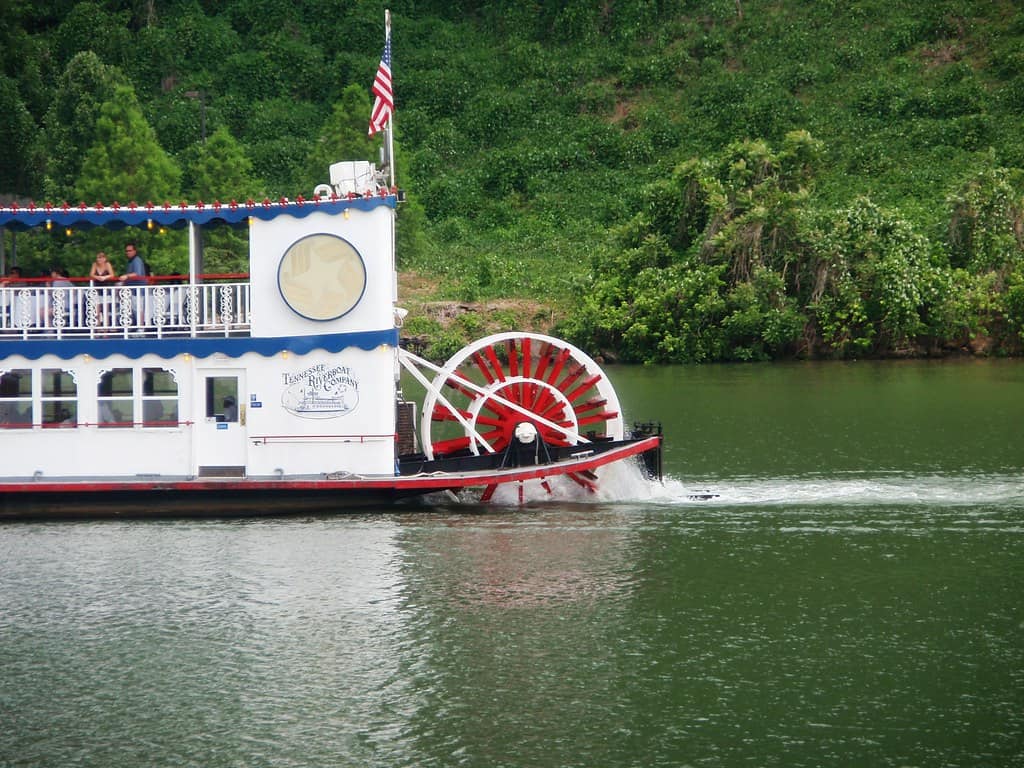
xmin=97 ymin=368 xmax=134 ymax=427
xmin=142 ymin=368 xmax=179 ymax=427
xmin=0 ymin=369 xmax=32 ymax=428
xmin=41 ymin=369 xmax=77 ymax=428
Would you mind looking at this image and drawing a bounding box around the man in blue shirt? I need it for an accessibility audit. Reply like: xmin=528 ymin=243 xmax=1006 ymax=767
xmin=120 ymin=242 xmax=147 ymax=329
xmin=121 ymin=242 xmax=146 ymax=282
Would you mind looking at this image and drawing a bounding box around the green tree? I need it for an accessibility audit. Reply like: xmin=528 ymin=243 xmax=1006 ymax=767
xmin=810 ymin=198 xmax=939 ymax=355
xmin=71 ymin=83 xmax=183 ymax=276
xmin=565 ymin=133 xmax=820 ymax=362
xmin=302 ymin=84 xmax=378 ymax=187
xmin=947 ymin=164 xmax=1024 ymax=277
xmin=561 ymin=226 xmax=729 ymax=363
xmin=74 ymin=83 xmax=180 ymax=204
xmin=41 ymin=51 xmax=127 ymax=202
xmin=185 ymin=125 xmax=259 ymax=201
xmin=696 ymin=131 xmax=821 ymax=289
xmin=946 ymin=165 xmax=1024 ymax=349
xmin=0 ymin=74 xmax=39 ymax=195
xmin=236 ymin=97 xmax=320 ymax=195
xmin=0 ymin=6 xmax=51 ymax=121
xmin=184 ymin=124 xmax=260 ymax=274
xmin=51 ymin=2 xmax=132 ymax=70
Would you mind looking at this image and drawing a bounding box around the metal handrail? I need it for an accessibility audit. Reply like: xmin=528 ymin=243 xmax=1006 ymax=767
xmin=0 ymin=280 xmax=251 ymax=339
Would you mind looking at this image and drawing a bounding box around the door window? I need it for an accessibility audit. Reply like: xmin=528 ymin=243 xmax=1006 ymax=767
xmin=206 ymin=376 xmax=238 ymax=423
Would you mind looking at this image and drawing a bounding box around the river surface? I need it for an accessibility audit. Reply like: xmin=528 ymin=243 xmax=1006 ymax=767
xmin=2 ymin=359 xmax=1022 ymax=767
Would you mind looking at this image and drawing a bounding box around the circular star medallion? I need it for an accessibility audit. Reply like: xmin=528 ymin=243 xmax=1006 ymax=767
xmin=277 ymin=233 xmax=367 ymax=321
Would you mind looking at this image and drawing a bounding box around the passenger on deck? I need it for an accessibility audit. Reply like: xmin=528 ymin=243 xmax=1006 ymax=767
xmin=1 ymin=266 xmax=24 ymax=285
xmin=2 ymin=267 xmax=31 ymax=329
xmin=222 ymin=396 xmax=238 ymax=423
xmin=119 ymin=242 xmax=147 ymax=328
xmin=1 ymin=267 xmax=22 ymax=328
xmin=49 ymin=268 xmax=72 ymax=288
xmin=120 ymin=242 xmax=146 ymax=283
xmin=88 ymin=252 xmax=115 ymax=329
xmin=89 ymin=252 xmax=116 ymax=284
xmin=46 ymin=268 xmax=74 ymax=326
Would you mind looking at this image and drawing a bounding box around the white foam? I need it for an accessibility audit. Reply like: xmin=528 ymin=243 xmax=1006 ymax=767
xmin=471 ymin=466 xmax=1024 ymax=509
xmin=652 ymin=472 xmax=1024 ymax=508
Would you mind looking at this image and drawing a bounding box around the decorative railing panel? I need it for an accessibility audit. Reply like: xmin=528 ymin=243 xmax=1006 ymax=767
xmin=0 ymin=282 xmax=251 ymax=339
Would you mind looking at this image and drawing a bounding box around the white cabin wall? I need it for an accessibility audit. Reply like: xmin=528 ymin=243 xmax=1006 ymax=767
xmin=249 ymin=206 xmax=395 ymax=337
xmin=2 ymin=431 xmax=193 ymax=480
xmin=0 ymin=345 xmax=397 ymax=480
xmin=220 ymin=347 xmax=397 ymax=477
xmin=0 ymin=353 xmax=194 ymax=480
xmin=1 ymin=200 xmax=402 ymax=482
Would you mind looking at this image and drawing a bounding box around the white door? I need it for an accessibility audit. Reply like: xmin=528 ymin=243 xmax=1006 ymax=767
xmin=196 ymin=370 xmax=247 ymax=476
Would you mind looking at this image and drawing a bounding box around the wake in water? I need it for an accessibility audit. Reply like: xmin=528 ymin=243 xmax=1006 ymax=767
xmin=651 ymin=471 xmax=1024 ymax=508
xmin=418 ymin=453 xmax=1023 ymax=510
xmin=444 ymin=460 xmax=1024 ymax=508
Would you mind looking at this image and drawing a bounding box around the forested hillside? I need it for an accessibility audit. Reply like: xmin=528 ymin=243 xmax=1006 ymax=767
xmin=2 ymin=1 xmax=1024 ymax=360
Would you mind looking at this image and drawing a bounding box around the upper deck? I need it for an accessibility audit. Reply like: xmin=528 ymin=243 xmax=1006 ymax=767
xmin=0 ymin=166 xmax=401 ymax=355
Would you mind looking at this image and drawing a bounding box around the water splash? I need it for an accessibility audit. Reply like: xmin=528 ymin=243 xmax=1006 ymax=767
xmin=651 ymin=472 xmax=1024 ymax=508
xmin=420 ymin=459 xmax=1024 ymax=510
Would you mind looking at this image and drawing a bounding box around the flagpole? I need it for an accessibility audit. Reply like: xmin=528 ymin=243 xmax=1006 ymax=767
xmin=386 ymin=124 xmax=395 ymax=189
xmin=382 ymin=10 xmax=397 ymax=313
xmin=385 ymin=9 xmax=395 ymax=189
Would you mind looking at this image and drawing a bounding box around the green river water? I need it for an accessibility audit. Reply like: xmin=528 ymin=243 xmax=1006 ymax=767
xmin=1 ymin=359 xmax=1022 ymax=767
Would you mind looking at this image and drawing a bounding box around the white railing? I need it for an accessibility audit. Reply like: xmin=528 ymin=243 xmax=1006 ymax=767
xmin=0 ymin=282 xmax=251 ymax=339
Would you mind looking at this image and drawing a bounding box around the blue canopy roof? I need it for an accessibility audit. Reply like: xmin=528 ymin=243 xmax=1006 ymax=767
xmin=2 ymin=329 xmax=400 ymax=361
xmin=0 ymin=194 xmax=396 ymax=231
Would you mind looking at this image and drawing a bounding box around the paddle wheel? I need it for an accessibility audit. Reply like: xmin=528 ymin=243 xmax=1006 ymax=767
xmin=417 ymin=332 xmax=624 ymax=499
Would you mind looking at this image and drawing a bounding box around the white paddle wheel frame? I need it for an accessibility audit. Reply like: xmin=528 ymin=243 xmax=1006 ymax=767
xmin=398 ymin=332 xmax=625 ymax=461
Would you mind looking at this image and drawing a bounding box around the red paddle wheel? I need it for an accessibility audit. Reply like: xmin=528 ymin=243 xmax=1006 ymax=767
xmin=418 ymin=333 xmax=625 ymax=497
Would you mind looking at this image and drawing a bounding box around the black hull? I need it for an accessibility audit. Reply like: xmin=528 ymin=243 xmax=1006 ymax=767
xmin=0 ymin=487 xmax=433 ymax=521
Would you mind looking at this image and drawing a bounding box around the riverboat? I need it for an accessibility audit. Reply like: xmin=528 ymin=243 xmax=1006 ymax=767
xmin=0 ymin=159 xmax=661 ymax=518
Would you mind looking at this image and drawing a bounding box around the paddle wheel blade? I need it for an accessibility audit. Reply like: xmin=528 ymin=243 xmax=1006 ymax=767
xmin=567 ymin=472 xmax=598 ymax=492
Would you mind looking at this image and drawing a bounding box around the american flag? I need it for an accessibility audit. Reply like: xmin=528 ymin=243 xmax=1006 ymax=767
xmin=368 ymin=24 xmax=393 ymax=136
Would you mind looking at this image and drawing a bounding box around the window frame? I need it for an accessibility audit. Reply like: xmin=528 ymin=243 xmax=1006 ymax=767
xmin=97 ymin=367 xmax=135 ymax=428
xmin=0 ymin=368 xmax=33 ymax=428
xmin=41 ymin=368 xmax=78 ymax=428
xmin=141 ymin=367 xmax=180 ymax=428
